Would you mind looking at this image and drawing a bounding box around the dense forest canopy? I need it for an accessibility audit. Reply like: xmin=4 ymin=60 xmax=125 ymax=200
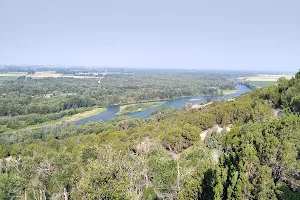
xmin=0 ymin=71 xmax=237 ymax=132
xmin=0 ymin=72 xmax=236 ymax=116
xmin=0 ymin=71 xmax=299 ymax=199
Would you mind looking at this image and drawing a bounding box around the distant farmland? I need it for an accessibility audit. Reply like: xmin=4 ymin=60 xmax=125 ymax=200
xmin=237 ymin=74 xmax=293 ymax=88
xmin=248 ymin=81 xmax=277 ymax=87
xmin=0 ymin=76 xmax=20 ymax=84
xmin=0 ymin=71 xmax=102 ymax=79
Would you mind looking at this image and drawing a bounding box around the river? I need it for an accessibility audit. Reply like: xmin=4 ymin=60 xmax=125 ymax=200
xmin=75 ymin=84 xmax=252 ymax=124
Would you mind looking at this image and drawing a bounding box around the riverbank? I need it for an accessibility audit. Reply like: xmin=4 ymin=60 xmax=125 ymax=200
xmin=109 ymin=88 xmax=237 ymax=107
xmin=74 ymin=84 xmax=252 ymax=124
xmin=2 ymin=107 xmax=106 ymax=134
xmin=117 ymin=101 xmax=166 ymax=115
xmin=61 ymin=107 xmax=107 ymax=121
xmin=191 ymin=101 xmax=213 ymax=109
xmin=197 ymin=89 xmax=237 ymax=96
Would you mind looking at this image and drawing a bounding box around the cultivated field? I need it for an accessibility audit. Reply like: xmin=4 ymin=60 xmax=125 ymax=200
xmin=237 ymin=74 xmax=293 ymax=88
xmin=0 ymin=71 xmax=102 ymax=79
xmin=237 ymin=74 xmax=293 ymax=82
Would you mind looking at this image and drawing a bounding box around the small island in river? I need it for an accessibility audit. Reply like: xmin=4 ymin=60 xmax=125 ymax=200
xmin=117 ymin=101 xmax=166 ymax=115
xmin=221 ymin=89 xmax=237 ymax=95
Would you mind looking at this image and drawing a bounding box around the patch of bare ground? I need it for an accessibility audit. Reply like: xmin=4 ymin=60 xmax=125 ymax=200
xmin=191 ymin=101 xmax=213 ymax=109
xmin=274 ymin=108 xmax=283 ymax=118
xmin=211 ymin=150 xmax=220 ymax=164
xmin=200 ymin=124 xmax=232 ymax=141
xmin=200 ymin=130 xmax=209 ymax=141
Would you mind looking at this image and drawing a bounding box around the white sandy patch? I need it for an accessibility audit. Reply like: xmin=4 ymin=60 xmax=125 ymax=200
xmin=216 ymin=125 xmax=223 ymax=133
xmin=189 ymin=98 xmax=201 ymax=102
xmin=225 ymin=127 xmax=231 ymax=132
xmin=200 ymin=130 xmax=208 ymax=141
xmin=211 ymin=150 xmax=220 ymax=164
xmin=192 ymin=101 xmax=213 ymax=109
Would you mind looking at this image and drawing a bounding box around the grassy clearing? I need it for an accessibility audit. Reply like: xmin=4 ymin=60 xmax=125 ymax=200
xmin=117 ymin=101 xmax=165 ymax=115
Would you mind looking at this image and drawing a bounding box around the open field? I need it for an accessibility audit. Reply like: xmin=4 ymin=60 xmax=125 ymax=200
xmin=0 ymin=71 xmax=102 ymax=79
xmin=248 ymin=81 xmax=277 ymax=88
xmin=117 ymin=101 xmax=165 ymax=115
xmin=0 ymin=76 xmax=20 ymax=81
xmin=0 ymin=72 xmax=28 ymax=76
xmin=27 ymin=71 xmax=62 ymax=78
xmin=237 ymin=74 xmax=293 ymax=88
xmin=238 ymin=74 xmax=293 ymax=82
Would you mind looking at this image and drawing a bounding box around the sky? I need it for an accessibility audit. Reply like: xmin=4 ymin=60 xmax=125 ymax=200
xmin=0 ymin=0 xmax=299 ymax=71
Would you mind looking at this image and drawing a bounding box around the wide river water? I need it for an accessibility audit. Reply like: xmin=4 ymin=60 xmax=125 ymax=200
xmin=75 ymin=84 xmax=252 ymax=124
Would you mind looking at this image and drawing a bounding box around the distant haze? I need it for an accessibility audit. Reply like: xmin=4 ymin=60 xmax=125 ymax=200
xmin=0 ymin=0 xmax=299 ymax=71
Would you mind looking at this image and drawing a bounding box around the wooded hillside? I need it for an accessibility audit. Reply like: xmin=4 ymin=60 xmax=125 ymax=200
xmin=0 ymin=72 xmax=299 ymax=199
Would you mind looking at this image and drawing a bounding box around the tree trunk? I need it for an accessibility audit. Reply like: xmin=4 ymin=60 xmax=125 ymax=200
xmin=21 ymin=189 xmax=27 ymax=200
xmin=64 ymin=186 xmax=68 ymax=200
xmin=144 ymin=172 xmax=149 ymax=188
xmin=39 ymin=189 xmax=43 ymax=200
xmin=177 ymin=158 xmax=180 ymax=193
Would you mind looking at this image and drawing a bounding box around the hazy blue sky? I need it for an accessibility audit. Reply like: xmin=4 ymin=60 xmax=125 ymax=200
xmin=0 ymin=0 xmax=299 ymax=71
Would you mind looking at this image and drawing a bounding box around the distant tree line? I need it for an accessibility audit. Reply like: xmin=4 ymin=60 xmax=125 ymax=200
xmin=0 ymin=72 xmax=299 ymax=199
xmin=0 ymin=72 xmax=236 ymax=131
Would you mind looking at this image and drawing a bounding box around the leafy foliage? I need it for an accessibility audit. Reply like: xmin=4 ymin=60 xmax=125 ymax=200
xmin=0 ymin=72 xmax=299 ymax=199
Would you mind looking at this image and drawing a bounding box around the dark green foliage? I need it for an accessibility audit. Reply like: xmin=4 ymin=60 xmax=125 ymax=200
xmin=142 ymin=188 xmax=158 ymax=200
xmin=295 ymin=70 xmax=300 ymax=79
xmin=0 ymin=72 xmax=236 ymax=132
xmin=160 ymin=124 xmax=200 ymax=153
xmin=149 ymin=150 xmax=177 ymax=190
xmin=0 ymin=72 xmax=235 ymax=117
xmin=291 ymin=94 xmax=300 ymax=112
xmin=0 ymin=71 xmax=300 ymax=199
xmin=0 ymin=107 xmax=93 ymax=130
xmin=204 ymin=130 xmax=224 ymax=150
